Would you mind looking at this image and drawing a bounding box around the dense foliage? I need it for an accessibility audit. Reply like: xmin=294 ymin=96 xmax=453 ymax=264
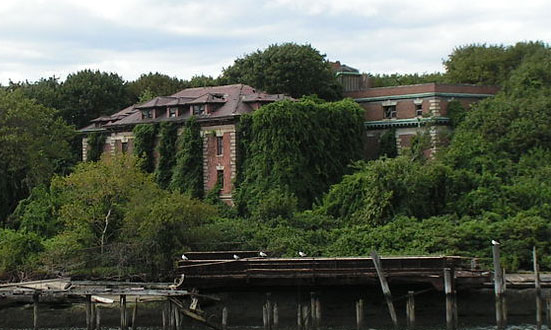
xmin=235 ymin=97 xmax=365 ymax=212
xmin=86 ymin=132 xmax=106 ymax=162
xmin=155 ymin=122 xmax=179 ymax=189
xmin=0 ymin=90 xmax=74 ymax=227
xmin=221 ymin=43 xmax=342 ymax=100
xmin=170 ymin=117 xmax=204 ymax=198
xmin=132 ymin=124 xmax=158 ymax=173
xmin=4 ymin=155 xmax=215 ymax=281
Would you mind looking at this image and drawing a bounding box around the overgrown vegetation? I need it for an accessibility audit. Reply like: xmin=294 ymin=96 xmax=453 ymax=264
xmin=155 ymin=122 xmax=179 ymax=189
xmin=170 ymin=117 xmax=204 ymax=198
xmin=86 ymin=132 xmax=106 ymax=162
xmin=132 ymin=124 xmax=157 ymax=173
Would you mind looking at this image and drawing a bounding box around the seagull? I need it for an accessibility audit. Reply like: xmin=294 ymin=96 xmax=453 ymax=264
xmin=181 ymin=254 xmax=189 ymax=260
xmin=259 ymin=251 xmax=268 ymax=258
xmin=233 ymin=254 xmax=240 ymax=260
xmin=491 ymin=240 xmax=500 ymax=245
xmin=298 ymin=251 xmax=307 ymax=257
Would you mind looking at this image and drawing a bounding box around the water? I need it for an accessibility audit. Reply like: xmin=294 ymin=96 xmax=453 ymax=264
xmin=0 ymin=326 xmax=549 ymax=330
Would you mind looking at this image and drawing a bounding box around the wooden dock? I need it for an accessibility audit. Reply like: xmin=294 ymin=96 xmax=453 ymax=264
xmin=176 ymin=252 xmax=490 ymax=290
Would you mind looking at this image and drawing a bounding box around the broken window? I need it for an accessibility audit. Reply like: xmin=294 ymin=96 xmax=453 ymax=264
xmin=192 ymin=104 xmax=205 ymax=115
xmin=216 ymin=136 xmax=223 ymax=156
xmin=383 ymin=105 xmax=397 ymax=119
xmin=415 ymin=103 xmax=423 ymax=116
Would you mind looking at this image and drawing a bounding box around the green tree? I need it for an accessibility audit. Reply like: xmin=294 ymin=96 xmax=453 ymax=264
xmin=60 ymin=69 xmax=131 ymax=128
xmin=170 ymin=117 xmax=204 ymax=198
xmin=221 ymin=43 xmax=342 ymax=100
xmin=127 ymin=72 xmax=187 ymax=102
xmin=0 ymin=90 xmax=74 ymax=226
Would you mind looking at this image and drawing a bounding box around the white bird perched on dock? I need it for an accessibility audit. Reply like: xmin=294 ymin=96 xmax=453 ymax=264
xmin=491 ymin=240 xmax=500 ymax=245
xmin=233 ymin=254 xmax=240 ymax=260
xmin=298 ymin=251 xmax=307 ymax=257
xmin=181 ymin=254 xmax=188 ymax=260
xmin=259 ymin=251 xmax=268 ymax=257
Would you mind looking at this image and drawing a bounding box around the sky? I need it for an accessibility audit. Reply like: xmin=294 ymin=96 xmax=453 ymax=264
xmin=1 ymin=0 xmax=550 ymax=85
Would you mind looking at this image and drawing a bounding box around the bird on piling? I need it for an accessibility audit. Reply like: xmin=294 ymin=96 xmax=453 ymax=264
xmin=259 ymin=251 xmax=268 ymax=258
xmin=233 ymin=254 xmax=240 ymax=260
xmin=181 ymin=254 xmax=188 ymax=260
xmin=491 ymin=240 xmax=500 ymax=245
xmin=298 ymin=251 xmax=307 ymax=257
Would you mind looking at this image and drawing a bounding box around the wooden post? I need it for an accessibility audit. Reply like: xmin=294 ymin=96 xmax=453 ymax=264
xmin=96 ymin=305 xmax=101 ymax=330
xmin=162 ymin=301 xmax=167 ymax=330
xmin=444 ymin=268 xmax=456 ymax=330
xmin=222 ymin=306 xmax=228 ymax=330
xmin=371 ymin=251 xmax=398 ymax=328
xmin=297 ymin=302 xmax=303 ymax=330
xmin=492 ymin=243 xmax=504 ymax=329
xmin=174 ymin=304 xmax=181 ymax=330
xmin=131 ymin=298 xmax=138 ymax=330
xmin=33 ymin=292 xmax=39 ymax=330
xmin=534 ymin=246 xmax=542 ymax=330
xmin=406 ymin=291 xmax=415 ymax=329
xmin=546 ymin=298 xmax=551 ymax=328
xmin=310 ymin=292 xmax=320 ymax=330
xmin=267 ymin=292 xmax=272 ymax=330
xmin=263 ymin=304 xmax=269 ymax=330
xmin=85 ymin=294 xmax=92 ymax=330
xmin=273 ymin=303 xmax=279 ymax=329
xmin=356 ymin=299 xmax=364 ymax=330
xmin=315 ymin=296 xmax=321 ymax=329
xmin=120 ymin=295 xmax=127 ymax=330
xmin=302 ymin=305 xmax=310 ymax=330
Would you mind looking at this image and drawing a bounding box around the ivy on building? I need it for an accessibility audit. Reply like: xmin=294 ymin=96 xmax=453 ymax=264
xmin=87 ymin=132 xmax=106 ymax=162
xmin=235 ymin=97 xmax=365 ymax=213
xmin=378 ymin=128 xmax=398 ymax=158
xmin=170 ymin=116 xmax=204 ymax=198
xmin=132 ymin=124 xmax=157 ymax=173
xmin=155 ymin=122 xmax=178 ymax=189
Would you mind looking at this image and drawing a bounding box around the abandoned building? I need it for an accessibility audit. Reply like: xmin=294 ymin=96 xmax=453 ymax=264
xmin=81 ymin=66 xmax=499 ymax=202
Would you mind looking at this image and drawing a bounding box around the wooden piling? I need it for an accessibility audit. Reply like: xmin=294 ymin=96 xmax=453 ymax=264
xmin=315 ymin=296 xmax=321 ymax=329
xmin=174 ymin=303 xmax=181 ymax=330
xmin=492 ymin=243 xmax=505 ymax=329
xmin=356 ymin=299 xmax=364 ymax=330
xmin=302 ymin=305 xmax=310 ymax=330
xmin=297 ymin=302 xmax=303 ymax=330
xmin=406 ymin=291 xmax=415 ymax=329
xmin=95 ymin=305 xmax=101 ymax=330
xmin=546 ymin=298 xmax=551 ymax=328
xmin=273 ymin=303 xmax=279 ymax=329
xmin=120 ymin=295 xmax=127 ymax=330
xmin=33 ymin=292 xmax=39 ymax=330
xmin=162 ymin=301 xmax=167 ymax=330
xmin=131 ymin=298 xmax=138 ymax=330
xmin=222 ymin=306 xmax=228 ymax=330
xmin=534 ymin=246 xmax=542 ymax=330
xmin=371 ymin=251 xmax=398 ymax=328
xmin=267 ymin=292 xmax=272 ymax=330
xmin=444 ymin=268 xmax=456 ymax=330
xmin=85 ymin=294 xmax=92 ymax=330
xmin=263 ymin=304 xmax=269 ymax=330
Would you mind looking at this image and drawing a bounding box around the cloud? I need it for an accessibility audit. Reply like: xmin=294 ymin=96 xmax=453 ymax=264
xmin=1 ymin=0 xmax=550 ymax=84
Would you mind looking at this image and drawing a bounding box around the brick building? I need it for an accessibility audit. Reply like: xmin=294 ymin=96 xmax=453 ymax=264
xmin=80 ymin=84 xmax=287 ymax=204
xmin=334 ymin=64 xmax=499 ymax=158
xmin=81 ymin=68 xmax=499 ymax=202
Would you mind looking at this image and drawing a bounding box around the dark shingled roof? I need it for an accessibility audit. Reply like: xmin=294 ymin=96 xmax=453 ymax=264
xmin=81 ymin=84 xmax=291 ymax=131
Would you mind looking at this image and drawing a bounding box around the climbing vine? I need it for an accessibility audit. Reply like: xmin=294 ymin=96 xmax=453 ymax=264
xmin=86 ymin=132 xmax=106 ymax=162
xmin=378 ymin=128 xmax=398 ymax=158
xmin=234 ymin=97 xmax=365 ymax=213
xmin=155 ymin=122 xmax=178 ymax=189
xmin=132 ymin=124 xmax=157 ymax=173
xmin=170 ymin=117 xmax=203 ymax=198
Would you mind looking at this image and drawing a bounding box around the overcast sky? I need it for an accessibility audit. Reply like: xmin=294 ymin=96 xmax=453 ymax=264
xmin=1 ymin=0 xmax=550 ymax=85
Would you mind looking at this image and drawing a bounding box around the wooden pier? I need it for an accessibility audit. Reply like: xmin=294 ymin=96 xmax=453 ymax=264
xmin=176 ymin=252 xmax=490 ymax=291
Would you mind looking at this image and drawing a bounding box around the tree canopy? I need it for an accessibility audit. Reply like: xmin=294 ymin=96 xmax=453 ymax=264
xmin=220 ymin=43 xmax=342 ymax=100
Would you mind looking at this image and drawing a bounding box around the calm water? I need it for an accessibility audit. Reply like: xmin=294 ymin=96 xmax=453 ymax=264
xmin=1 ymin=326 xmax=549 ymax=330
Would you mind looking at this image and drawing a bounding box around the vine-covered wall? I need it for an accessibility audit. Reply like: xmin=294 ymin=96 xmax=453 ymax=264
xmin=86 ymin=132 xmax=106 ymax=162
xmin=132 ymin=124 xmax=157 ymax=173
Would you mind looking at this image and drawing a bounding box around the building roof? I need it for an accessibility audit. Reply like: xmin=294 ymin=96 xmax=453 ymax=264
xmin=81 ymin=84 xmax=290 ymax=131
xmin=345 ymin=83 xmax=499 ymax=101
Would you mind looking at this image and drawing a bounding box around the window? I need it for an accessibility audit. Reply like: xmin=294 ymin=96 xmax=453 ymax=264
xmin=217 ymin=169 xmax=224 ymax=189
xmin=192 ymin=104 xmax=205 ymax=115
xmin=216 ymin=136 xmax=223 ymax=156
xmin=415 ymin=103 xmax=423 ymax=116
xmin=121 ymin=142 xmax=128 ymax=154
xmin=168 ymin=107 xmax=178 ymax=118
xmin=383 ymin=105 xmax=397 ymax=119
xmin=142 ymin=109 xmax=153 ymax=119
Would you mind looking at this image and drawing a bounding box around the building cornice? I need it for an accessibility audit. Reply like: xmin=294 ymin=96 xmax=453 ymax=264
xmin=364 ymin=117 xmax=450 ymax=129
xmin=355 ymin=92 xmax=495 ymax=103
